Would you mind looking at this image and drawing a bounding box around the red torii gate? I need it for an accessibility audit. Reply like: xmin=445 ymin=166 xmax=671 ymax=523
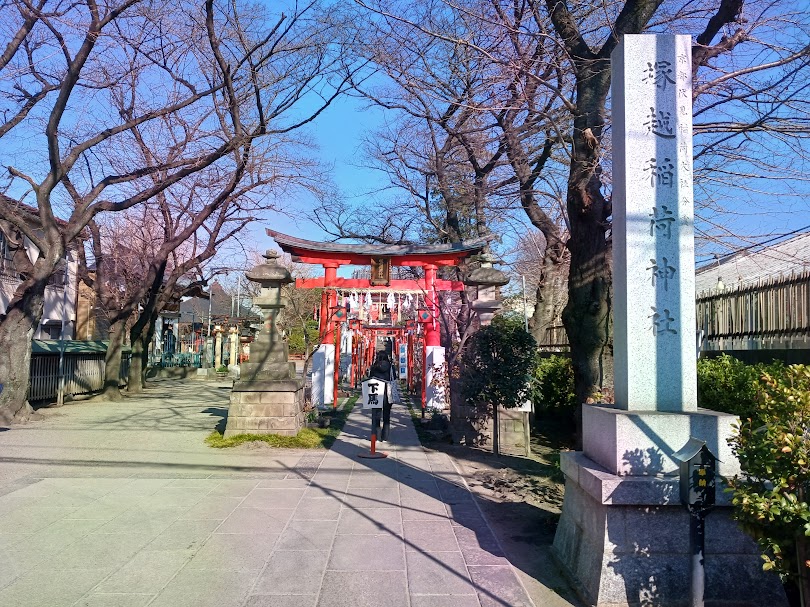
xmin=267 ymin=229 xmax=489 ymax=411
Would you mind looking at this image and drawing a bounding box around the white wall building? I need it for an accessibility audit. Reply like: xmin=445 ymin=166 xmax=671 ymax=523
xmin=0 ymin=227 xmax=79 ymax=340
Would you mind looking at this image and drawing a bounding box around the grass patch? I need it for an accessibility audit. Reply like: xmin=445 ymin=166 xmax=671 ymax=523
xmin=206 ymin=395 xmax=358 ymax=449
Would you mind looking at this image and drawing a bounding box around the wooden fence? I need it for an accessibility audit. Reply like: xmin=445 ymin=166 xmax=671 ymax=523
xmin=536 ymin=270 xmax=810 ymax=351
xmin=28 ymin=341 xmax=131 ymax=402
xmin=696 ymin=271 xmax=810 ymax=349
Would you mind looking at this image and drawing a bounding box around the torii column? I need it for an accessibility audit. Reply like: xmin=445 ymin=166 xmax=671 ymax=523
xmin=313 ymin=263 xmax=338 ymax=407
xmin=424 ymin=264 xmax=445 ymax=411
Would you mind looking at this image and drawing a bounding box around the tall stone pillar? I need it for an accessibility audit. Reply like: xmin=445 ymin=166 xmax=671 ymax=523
xmin=552 ymin=34 xmax=784 ymax=607
xmin=214 ymin=329 xmax=223 ymax=368
xmin=224 ymin=251 xmax=304 ymax=437
xmin=228 ymin=328 xmax=239 ymax=368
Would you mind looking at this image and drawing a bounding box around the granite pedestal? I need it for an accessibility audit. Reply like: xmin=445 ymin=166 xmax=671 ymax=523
xmin=553 ymin=451 xmax=786 ymax=607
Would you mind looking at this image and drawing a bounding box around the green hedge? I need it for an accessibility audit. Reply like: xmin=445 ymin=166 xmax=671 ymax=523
xmin=696 ymin=354 xmax=784 ymax=420
xmin=532 ymin=355 xmax=577 ymax=414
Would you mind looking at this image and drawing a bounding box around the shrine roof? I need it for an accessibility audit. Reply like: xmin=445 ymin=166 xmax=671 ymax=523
xmin=267 ymin=229 xmax=491 ymax=266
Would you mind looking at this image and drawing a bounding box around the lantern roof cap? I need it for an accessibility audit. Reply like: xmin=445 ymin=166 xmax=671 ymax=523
xmin=245 ymin=250 xmax=293 ymax=284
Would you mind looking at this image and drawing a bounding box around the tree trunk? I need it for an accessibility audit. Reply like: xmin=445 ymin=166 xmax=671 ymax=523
xmin=102 ymin=320 xmax=127 ymax=400
xmin=530 ymin=256 xmax=568 ymax=346
xmin=0 ymin=286 xmax=45 ymax=424
xmin=128 ymin=310 xmax=157 ymax=394
xmin=128 ymin=329 xmax=148 ymax=394
xmin=561 ymin=67 xmax=614 ymax=447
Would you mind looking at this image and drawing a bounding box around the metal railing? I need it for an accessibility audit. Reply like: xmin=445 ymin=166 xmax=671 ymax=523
xmin=28 ymin=342 xmax=130 ymax=401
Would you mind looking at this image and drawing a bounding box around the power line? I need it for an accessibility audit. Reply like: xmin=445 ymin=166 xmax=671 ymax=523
xmin=695 ymin=224 xmax=810 ymax=267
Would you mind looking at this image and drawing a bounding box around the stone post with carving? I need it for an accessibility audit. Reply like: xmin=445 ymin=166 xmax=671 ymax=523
xmin=551 ymin=34 xmax=785 ymax=607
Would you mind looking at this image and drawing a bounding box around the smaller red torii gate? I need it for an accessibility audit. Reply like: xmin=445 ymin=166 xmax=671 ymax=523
xmin=267 ymin=229 xmax=490 ymax=411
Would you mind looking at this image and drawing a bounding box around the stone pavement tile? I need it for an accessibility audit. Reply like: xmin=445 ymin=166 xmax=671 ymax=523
xmin=436 ymin=481 xmax=474 ymax=505
xmin=258 ymin=479 xmax=311 ymax=488
xmin=147 ymin=487 xmax=212 ymax=508
xmin=409 ymin=596 xmax=482 ymax=607
xmin=446 ymin=503 xmax=487 ymax=528
xmin=396 ymin=467 xmax=435 ymax=484
xmin=245 ymin=595 xmax=317 ymax=607
xmin=0 ymin=479 xmax=55 ymax=498
xmin=208 ymin=480 xmax=260 ymax=497
xmin=106 ymin=479 xmax=174 ymax=496
xmin=348 ymin=473 xmax=399 ymax=488
xmin=217 ymin=507 xmax=293 ymax=534
xmin=403 ymin=520 xmax=460 ymax=552
xmin=92 ymin=549 xmax=191 ymax=593
xmin=185 ymin=533 xmax=279 ymax=570
xmin=181 ymin=497 xmax=241 ymax=520
xmin=328 ymin=535 xmax=405 ymax=571
xmin=145 ymin=519 xmax=221 ymax=551
xmin=302 ymin=484 xmax=346 ymax=499
xmin=28 ymin=491 xmax=97 ymax=509
xmin=241 ymin=488 xmax=305 ymax=509
xmin=0 ymin=549 xmax=24 ymax=590
xmin=0 ymin=494 xmax=40 ymax=517
xmin=401 ymin=497 xmax=449 ymax=521
xmin=336 ymin=508 xmax=402 ymax=536
xmin=276 ymin=519 xmax=337 ymax=550
xmin=165 ymin=478 xmax=218 ymax=488
xmin=5 ymin=518 xmax=107 ymax=569
xmin=65 ymin=499 xmax=134 ymax=521
xmin=0 ymin=532 xmax=30 ymax=551
xmin=94 ymin=505 xmax=182 ymax=536
xmin=344 ymin=486 xmax=399 ymax=508
xmin=0 ymin=505 xmax=75 ymax=533
xmin=453 ymin=525 xmax=504 ymax=555
xmin=73 ymin=593 xmax=154 ymax=607
xmin=148 ymin=567 xmax=258 ymax=607
xmin=467 ymin=566 xmax=533 ymax=607
xmin=252 ymin=549 xmax=329 ymax=594
xmin=460 ymin=549 xmax=511 ymax=567
xmin=0 ymin=568 xmax=109 ymax=607
xmin=48 ymin=532 xmax=155 ymax=571
xmin=293 ymin=498 xmax=342 ymax=521
xmin=316 ymin=571 xmax=408 ymax=607
xmin=406 ymin=550 xmax=476 ymax=595
xmin=399 ymin=482 xmax=440 ymax=500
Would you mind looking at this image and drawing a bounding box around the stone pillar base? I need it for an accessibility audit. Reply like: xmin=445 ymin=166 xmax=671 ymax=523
xmin=553 ymin=452 xmax=786 ymax=607
xmin=224 ymin=379 xmax=304 ymax=437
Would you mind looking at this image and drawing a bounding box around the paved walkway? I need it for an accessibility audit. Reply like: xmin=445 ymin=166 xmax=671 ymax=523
xmin=0 ymin=380 xmax=539 ymax=607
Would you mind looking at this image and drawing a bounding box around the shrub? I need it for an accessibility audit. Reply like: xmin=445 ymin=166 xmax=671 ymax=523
xmin=460 ymin=315 xmax=537 ymax=454
xmin=728 ymin=365 xmax=810 ymax=599
xmin=461 ymin=315 xmax=537 ymax=411
xmin=697 ymin=354 xmax=783 ymax=420
xmin=533 ymin=355 xmax=577 ymax=414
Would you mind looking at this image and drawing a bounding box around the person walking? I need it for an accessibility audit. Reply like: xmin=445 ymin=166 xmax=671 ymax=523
xmin=368 ymin=350 xmax=394 ymax=441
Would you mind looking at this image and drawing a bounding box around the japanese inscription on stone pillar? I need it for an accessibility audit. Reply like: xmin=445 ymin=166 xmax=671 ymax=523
xmin=611 ymin=35 xmax=698 ymax=412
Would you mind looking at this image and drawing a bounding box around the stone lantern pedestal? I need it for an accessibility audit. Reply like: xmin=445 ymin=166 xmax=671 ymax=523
xmin=224 ymin=251 xmax=305 ymax=437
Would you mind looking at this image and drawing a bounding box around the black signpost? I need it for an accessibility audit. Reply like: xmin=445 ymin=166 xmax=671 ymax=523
xmin=673 ymin=438 xmax=718 ymax=607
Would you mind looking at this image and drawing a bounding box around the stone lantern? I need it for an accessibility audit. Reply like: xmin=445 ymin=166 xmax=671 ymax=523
xmin=224 ymin=250 xmax=305 ymax=437
xmin=464 ymin=253 xmax=510 ymax=326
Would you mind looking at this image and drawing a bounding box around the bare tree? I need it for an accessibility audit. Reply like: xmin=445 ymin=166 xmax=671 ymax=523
xmin=0 ymin=0 xmax=351 ymax=422
xmin=351 ymin=0 xmax=810 ymax=433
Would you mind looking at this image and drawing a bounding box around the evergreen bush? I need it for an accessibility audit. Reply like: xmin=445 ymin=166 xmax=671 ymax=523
xmin=727 ymin=364 xmax=810 ymax=600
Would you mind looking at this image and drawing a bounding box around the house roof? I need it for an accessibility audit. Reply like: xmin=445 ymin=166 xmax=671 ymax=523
xmin=695 ymin=232 xmax=810 ymax=294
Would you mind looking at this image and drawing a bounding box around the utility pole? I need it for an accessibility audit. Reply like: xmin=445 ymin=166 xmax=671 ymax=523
xmin=521 ymin=275 xmax=529 ymax=332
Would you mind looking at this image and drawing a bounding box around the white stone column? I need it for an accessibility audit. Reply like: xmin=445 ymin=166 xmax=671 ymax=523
xmin=612 ymin=34 xmax=696 ymax=413
xmin=312 ymin=343 xmax=334 ymax=408
xmin=425 ymin=345 xmax=445 ymax=411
